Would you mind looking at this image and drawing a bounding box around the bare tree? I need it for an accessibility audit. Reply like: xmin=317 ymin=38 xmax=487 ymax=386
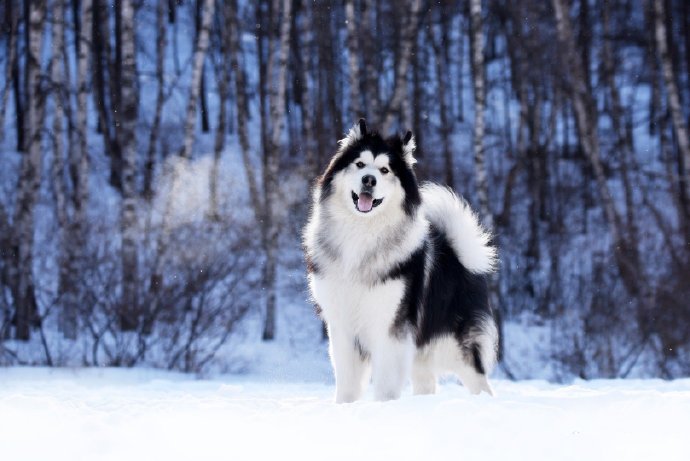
xmin=143 ymin=0 xmax=168 ymax=200
xmin=361 ymin=0 xmax=380 ymax=122
xmin=431 ymin=10 xmax=454 ymax=187
xmin=261 ymin=0 xmax=293 ymax=341
xmin=119 ymin=0 xmax=139 ymax=331
xmin=179 ymin=0 xmax=214 ymax=159
xmin=208 ymin=4 xmax=230 ymax=221
xmin=381 ymin=0 xmax=422 ymax=133
xmin=345 ymin=0 xmax=362 ymax=117
xmin=297 ymin=1 xmax=317 ymax=176
xmin=0 ymin=0 xmax=18 ymax=145
xmin=50 ymin=0 xmax=68 ymax=230
xmin=13 ymin=0 xmax=47 ymax=340
xmin=74 ymin=0 xmax=92 ymax=219
xmin=469 ymin=0 xmax=491 ymax=228
xmin=600 ymin=0 xmax=639 ymax=243
xmin=552 ymin=0 xmax=641 ymax=296
xmin=50 ymin=0 xmax=77 ymax=339
xmin=652 ymin=0 xmax=690 ymax=217
xmin=224 ymin=0 xmax=261 ymax=218
xmin=195 ymin=0 xmax=210 ymax=134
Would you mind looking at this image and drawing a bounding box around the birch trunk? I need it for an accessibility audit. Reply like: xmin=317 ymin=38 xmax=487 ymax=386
xmin=262 ymin=0 xmax=293 ymax=341
xmin=13 ymin=0 xmax=47 ymax=340
xmin=51 ymin=0 xmax=78 ymax=339
xmin=75 ymin=0 xmax=92 ymax=218
xmin=108 ymin=0 xmax=124 ymax=191
xmin=653 ymin=0 xmax=690 ymax=217
xmin=225 ymin=0 xmax=262 ymax=219
xmin=601 ymin=0 xmax=639 ymax=243
xmin=12 ymin=5 xmax=24 ymax=152
xmin=119 ymin=0 xmax=139 ymax=331
xmin=50 ymin=0 xmax=68 ymax=232
xmin=381 ymin=0 xmax=421 ymax=134
xmin=64 ymin=0 xmax=93 ymax=339
xmin=361 ymin=0 xmax=380 ymax=122
xmin=0 ymin=1 xmax=18 ymax=144
xmin=179 ymin=0 xmax=214 ymax=159
xmin=469 ymin=0 xmax=491 ymax=228
xmin=431 ymin=19 xmax=453 ymax=187
xmin=144 ymin=0 xmax=167 ymax=200
xmin=552 ymin=0 xmax=641 ymax=295
xmin=195 ymin=0 xmax=210 ymax=134
xmin=298 ymin=3 xmax=317 ymax=176
xmin=92 ymin=0 xmax=115 ymax=166
xmin=345 ymin=0 xmax=361 ymax=117
xmin=208 ymin=40 xmax=229 ymax=221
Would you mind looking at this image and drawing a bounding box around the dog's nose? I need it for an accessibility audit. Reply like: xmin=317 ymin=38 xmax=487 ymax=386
xmin=362 ymin=175 xmax=376 ymax=188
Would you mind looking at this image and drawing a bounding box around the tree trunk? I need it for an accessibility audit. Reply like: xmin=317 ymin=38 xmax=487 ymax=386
xmin=262 ymin=0 xmax=293 ymax=341
xmin=119 ymin=0 xmax=140 ymax=331
xmin=297 ymin=1 xmax=317 ymax=176
xmin=208 ymin=31 xmax=229 ymax=221
xmin=345 ymin=0 xmax=362 ymax=117
xmin=12 ymin=2 xmax=24 ymax=152
xmin=431 ymin=15 xmax=453 ymax=187
xmin=63 ymin=0 xmax=93 ymax=339
xmin=552 ymin=0 xmax=641 ymax=295
xmin=653 ymin=0 xmax=690 ymax=220
xmin=75 ymin=0 xmax=92 ymax=219
xmin=469 ymin=0 xmax=491 ymax=228
xmin=144 ymin=0 xmax=167 ymax=200
xmin=601 ymin=0 xmax=640 ymax=244
xmin=51 ymin=0 xmax=78 ymax=339
xmin=92 ymin=0 xmax=114 ymax=159
xmin=109 ymin=0 xmax=124 ymax=191
xmin=179 ymin=0 xmax=214 ymax=159
xmin=50 ymin=0 xmax=68 ymax=232
xmin=195 ymin=0 xmax=210 ymax=134
xmin=225 ymin=0 xmax=262 ymax=220
xmin=0 ymin=0 xmax=18 ymax=145
xmin=361 ymin=0 xmax=380 ymax=123
xmin=13 ymin=0 xmax=47 ymax=341
xmin=381 ymin=0 xmax=422 ymax=133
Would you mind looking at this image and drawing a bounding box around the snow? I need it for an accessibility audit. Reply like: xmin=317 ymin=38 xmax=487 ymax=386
xmin=1 ymin=368 xmax=688 ymax=461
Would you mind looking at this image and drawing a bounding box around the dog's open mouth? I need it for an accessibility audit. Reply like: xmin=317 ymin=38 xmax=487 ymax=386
xmin=351 ymin=191 xmax=383 ymax=213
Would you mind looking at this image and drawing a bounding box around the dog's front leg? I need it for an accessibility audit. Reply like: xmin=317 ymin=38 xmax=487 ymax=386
xmin=371 ymin=335 xmax=414 ymax=401
xmin=328 ymin=326 xmax=371 ymax=403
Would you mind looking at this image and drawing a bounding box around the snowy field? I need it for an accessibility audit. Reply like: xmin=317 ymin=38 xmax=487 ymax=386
xmin=1 ymin=368 xmax=689 ymax=461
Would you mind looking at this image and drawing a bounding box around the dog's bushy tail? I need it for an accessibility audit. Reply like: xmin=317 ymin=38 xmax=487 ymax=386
xmin=421 ymin=183 xmax=497 ymax=274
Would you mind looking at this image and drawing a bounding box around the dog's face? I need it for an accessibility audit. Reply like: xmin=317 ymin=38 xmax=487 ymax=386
xmin=318 ymin=120 xmax=421 ymax=219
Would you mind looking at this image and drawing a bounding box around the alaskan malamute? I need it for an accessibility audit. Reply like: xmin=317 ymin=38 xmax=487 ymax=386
xmin=304 ymin=120 xmax=498 ymax=402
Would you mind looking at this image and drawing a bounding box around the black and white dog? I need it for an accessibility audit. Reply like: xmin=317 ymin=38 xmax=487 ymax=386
xmin=304 ymin=120 xmax=498 ymax=402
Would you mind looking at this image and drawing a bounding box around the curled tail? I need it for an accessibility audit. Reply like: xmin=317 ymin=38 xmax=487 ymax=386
xmin=421 ymin=183 xmax=497 ymax=274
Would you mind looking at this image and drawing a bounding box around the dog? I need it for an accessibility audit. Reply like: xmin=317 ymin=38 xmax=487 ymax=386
xmin=303 ymin=119 xmax=498 ymax=403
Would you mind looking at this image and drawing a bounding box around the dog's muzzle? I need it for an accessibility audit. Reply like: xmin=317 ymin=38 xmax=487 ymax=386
xmin=351 ymin=190 xmax=383 ymax=213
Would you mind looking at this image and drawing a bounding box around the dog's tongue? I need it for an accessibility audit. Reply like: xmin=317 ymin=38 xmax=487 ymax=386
xmin=358 ymin=193 xmax=374 ymax=212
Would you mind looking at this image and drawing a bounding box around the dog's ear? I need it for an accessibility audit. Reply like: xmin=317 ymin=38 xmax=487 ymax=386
xmin=402 ymin=130 xmax=417 ymax=166
xmin=338 ymin=119 xmax=367 ymax=149
xmin=358 ymin=118 xmax=367 ymax=137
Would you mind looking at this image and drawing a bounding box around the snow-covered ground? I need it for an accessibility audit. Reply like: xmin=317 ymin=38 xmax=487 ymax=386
xmin=1 ymin=367 xmax=688 ymax=461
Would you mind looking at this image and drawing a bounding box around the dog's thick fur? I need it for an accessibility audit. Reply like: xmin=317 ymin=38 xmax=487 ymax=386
xmin=304 ymin=120 xmax=498 ymax=402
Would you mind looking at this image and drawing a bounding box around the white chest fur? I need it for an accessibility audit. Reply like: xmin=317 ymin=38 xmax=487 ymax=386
xmin=310 ymin=273 xmax=405 ymax=348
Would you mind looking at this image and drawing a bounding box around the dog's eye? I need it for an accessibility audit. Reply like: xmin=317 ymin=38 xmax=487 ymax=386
xmin=356 ymin=161 xmax=365 ymax=169
xmin=380 ymin=167 xmax=389 ymax=175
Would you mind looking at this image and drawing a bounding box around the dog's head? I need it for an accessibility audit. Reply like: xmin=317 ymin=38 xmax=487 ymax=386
xmin=317 ymin=119 xmax=421 ymax=218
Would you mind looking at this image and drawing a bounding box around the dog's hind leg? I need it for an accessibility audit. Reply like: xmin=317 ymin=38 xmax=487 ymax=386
xmin=329 ymin=327 xmax=371 ymax=403
xmin=412 ymin=348 xmax=437 ymax=395
xmin=455 ymin=341 xmax=495 ymax=396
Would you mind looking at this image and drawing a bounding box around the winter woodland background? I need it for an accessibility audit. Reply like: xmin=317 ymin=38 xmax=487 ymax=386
xmin=0 ymin=0 xmax=689 ymax=381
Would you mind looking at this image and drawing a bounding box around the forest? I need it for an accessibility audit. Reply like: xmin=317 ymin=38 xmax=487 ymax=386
xmin=0 ymin=0 xmax=689 ymax=381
